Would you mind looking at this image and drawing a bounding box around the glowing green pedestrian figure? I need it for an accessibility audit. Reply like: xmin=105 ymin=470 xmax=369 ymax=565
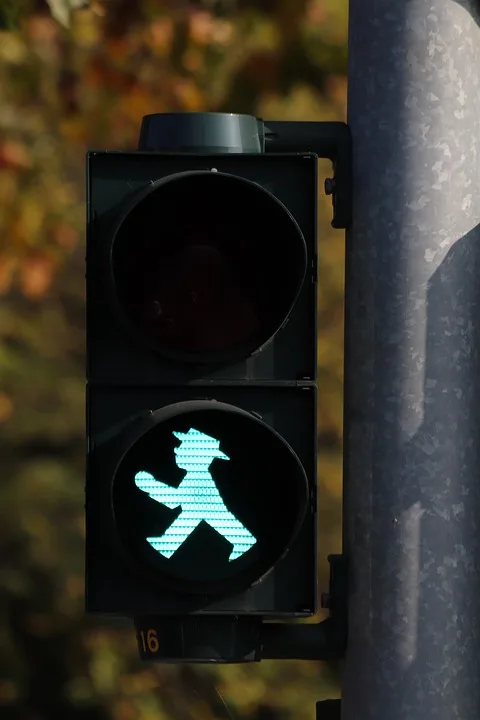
xmin=135 ymin=428 xmax=257 ymax=561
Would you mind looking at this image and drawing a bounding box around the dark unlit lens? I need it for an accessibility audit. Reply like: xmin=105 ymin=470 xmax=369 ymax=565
xmin=143 ymin=243 xmax=260 ymax=352
xmin=111 ymin=172 xmax=306 ymax=361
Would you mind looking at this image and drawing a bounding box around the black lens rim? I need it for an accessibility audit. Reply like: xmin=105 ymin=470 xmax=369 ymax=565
xmin=110 ymin=400 xmax=310 ymax=598
xmin=108 ymin=170 xmax=307 ymax=366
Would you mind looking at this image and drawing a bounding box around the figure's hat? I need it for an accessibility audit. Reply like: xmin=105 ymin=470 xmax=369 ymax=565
xmin=173 ymin=428 xmax=230 ymax=460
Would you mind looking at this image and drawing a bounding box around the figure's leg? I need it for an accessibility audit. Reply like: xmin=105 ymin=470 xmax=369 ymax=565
xmin=207 ymin=511 xmax=257 ymax=561
xmin=147 ymin=514 xmax=201 ymax=558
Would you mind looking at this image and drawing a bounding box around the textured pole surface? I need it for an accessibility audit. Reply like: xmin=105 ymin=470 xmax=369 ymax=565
xmin=343 ymin=1 xmax=480 ymax=718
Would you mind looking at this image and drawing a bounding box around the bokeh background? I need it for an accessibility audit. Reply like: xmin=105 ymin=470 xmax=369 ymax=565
xmin=0 ymin=1 xmax=347 ymax=718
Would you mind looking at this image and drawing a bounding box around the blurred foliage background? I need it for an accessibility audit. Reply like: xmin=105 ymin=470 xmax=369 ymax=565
xmin=0 ymin=0 xmax=347 ymax=718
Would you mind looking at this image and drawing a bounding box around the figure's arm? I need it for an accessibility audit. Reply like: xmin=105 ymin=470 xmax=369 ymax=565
xmin=134 ymin=471 xmax=181 ymax=509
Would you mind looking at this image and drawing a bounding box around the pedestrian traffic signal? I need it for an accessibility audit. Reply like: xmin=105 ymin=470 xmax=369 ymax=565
xmin=86 ymin=112 xmax=350 ymax=660
xmin=112 ymin=401 xmax=309 ymax=599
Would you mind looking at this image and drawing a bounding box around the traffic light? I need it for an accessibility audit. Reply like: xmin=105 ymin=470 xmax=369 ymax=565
xmin=86 ymin=112 xmax=350 ymax=662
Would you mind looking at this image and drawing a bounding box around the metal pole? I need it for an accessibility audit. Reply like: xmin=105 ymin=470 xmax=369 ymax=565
xmin=343 ymin=1 xmax=480 ymax=718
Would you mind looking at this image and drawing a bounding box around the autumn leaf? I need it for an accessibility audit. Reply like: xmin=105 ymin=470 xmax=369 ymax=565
xmin=117 ymin=86 xmax=160 ymax=123
xmin=0 ymin=141 xmax=31 ymax=170
xmin=18 ymin=254 xmax=55 ymax=299
xmin=173 ymin=78 xmax=205 ymax=111
xmin=147 ymin=17 xmax=174 ymax=56
xmin=23 ymin=14 xmax=59 ymax=41
xmin=53 ymin=223 xmax=78 ymax=249
xmin=188 ymin=10 xmax=216 ymax=45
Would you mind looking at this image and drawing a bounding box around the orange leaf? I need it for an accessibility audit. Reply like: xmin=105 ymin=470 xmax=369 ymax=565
xmin=0 ymin=141 xmax=31 ymax=170
xmin=188 ymin=10 xmax=215 ymax=45
xmin=54 ymin=224 xmax=78 ymax=249
xmin=147 ymin=18 xmax=174 ymax=56
xmin=117 ymin=87 xmax=159 ymax=123
xmin=19 ymin=255 xmax=55 ymax=300
xmin=60 ymin=118 xmax=88 ymax=144
xmin=174 ymin=79 xmax=205 ymax=112
xmin=24 ymin=16 xmax=59 ymax=42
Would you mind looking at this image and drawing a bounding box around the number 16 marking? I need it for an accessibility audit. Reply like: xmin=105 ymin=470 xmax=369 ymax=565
xmin=139 ymin=628 xmax=159 ymax=654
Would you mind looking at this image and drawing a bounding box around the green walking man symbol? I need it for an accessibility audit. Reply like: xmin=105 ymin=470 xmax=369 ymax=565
xmin=135 ymin=428 xmax=257 ymax=561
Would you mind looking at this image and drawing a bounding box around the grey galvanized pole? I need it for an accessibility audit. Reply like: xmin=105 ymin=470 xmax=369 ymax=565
xmin=342 ymin=1 xmax=480 ymax=719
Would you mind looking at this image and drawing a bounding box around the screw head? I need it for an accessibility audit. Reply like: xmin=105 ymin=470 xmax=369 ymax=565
xmin=324 ymin=177 xmax=335 ymax=195
xmin=321 ymin=592 xmax=331 ymax=609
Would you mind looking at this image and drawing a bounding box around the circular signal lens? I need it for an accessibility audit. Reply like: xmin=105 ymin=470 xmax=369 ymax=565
xmin=112 ymin=401 xmax=309 ymax=597
xmin=110 ymin=171 xmax=307 ymax=364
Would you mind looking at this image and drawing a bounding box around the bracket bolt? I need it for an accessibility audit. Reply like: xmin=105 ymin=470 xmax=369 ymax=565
xmin=324 ymin=177 xmax=335 ymax=195
xmin=321 ymin=592 xmax=331 ymax=609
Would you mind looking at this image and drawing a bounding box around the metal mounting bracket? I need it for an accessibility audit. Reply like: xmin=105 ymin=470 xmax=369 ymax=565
xmin=134 ymin=555 xmax=348 ymax=663
xmin=262 ymin=553 xmax=347 ymax=661
xmin=261 ymin=120 xmax=352 ymax=230
xmin=316 ymin=699 xmax=341 ymax=720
